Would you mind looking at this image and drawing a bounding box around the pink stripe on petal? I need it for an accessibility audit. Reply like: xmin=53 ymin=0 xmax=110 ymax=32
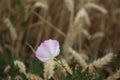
xmin=35 ymin=39 xmax=60 ymax=62
xmin=44 ymin=39 xmax=55 ymax=54
xmin=36 ymin=55 xmax=51 ymax=62
xmin=54 ymin=41 xmax=60 ymax=56
xmin=36 ymin=43 xmax=50 ymax=58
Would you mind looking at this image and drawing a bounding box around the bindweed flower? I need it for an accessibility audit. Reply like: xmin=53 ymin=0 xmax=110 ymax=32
xmin=35 ymin=39 xmax=60 ymax=62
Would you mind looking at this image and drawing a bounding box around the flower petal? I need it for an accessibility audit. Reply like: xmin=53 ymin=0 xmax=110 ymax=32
xmin=35 ymin=43 xmax=51 ymax=59
xmin=53 ymin=40 xmax=60 ymax=56
xmin=35 ymin=39 xmax=60 ymax=62
xmin=44 ymin=39 xmax=60 ymax=56
xmin=36 ymin=55 xmax=51 ymax=62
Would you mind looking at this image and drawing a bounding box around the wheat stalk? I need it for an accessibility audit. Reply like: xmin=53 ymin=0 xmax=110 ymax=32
xmin=82 ymin=53 xmax=114 ymax=73
xmin=85 ymin=2 xmax=108 ymax=14
xmin=106 ymin=70 xmax=120 ymax=80
xmin=56 ymin=59 xmax=73 ymax=75
xmin=14 ymin=60 xmax=26 ymax=74
xmin=74 ymin=8 xmax=90 ymax=26
xmin=4 ymin=65 xmax=11 ymax=73
xmin=92 ymin=53 xmax=113 ymax=68
xmin=25 ymin=72 xmax=43 ymax=80
xmin=64 ymin=0 xmax=74 ymax=12
xmin=63 ymin=5 xmax=91 ymax=60
xmin=3 ymin=18 xmax=17 ymax=44
xmin=44 ymin=60 xmax=55 ymax=80
xmin=69 ymin=48 xmax=87 ymax=68
xmin=33 ymin=12 xmax=66 ymax=37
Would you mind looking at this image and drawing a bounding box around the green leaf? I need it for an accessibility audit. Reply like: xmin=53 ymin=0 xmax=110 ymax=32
xmin=19 ymin=73 xmax=27 ymax=80
xmin=30 ymin=59 xmax=43 ymax=75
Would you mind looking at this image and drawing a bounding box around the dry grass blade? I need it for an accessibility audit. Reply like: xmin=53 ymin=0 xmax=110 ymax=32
xmin=32 ymin=1 xmax=48 ymax=9
xmin=91 ymin=32 xmax=104 ymax=40
xmin=64 ymin=0 xmax=74 ymax=12
xmin=3 ymin=18 xmax=17 ymax=44
xmin=82 ymin=28 xmax=91 ymax=39
xmin=74 ymin=8 xmax=90 ymax=26
xmin=26 ymin=42 xmax=35 ymax=53
xmin=85 ymin=2 xmax=108 ymax=14
xmin=33 ymin=12 xmax=66 ymax=37
xmin=24 ymin=0 xmax=48 ymax=21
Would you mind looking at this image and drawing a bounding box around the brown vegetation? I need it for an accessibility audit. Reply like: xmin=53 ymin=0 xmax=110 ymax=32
xmin=0 ymin=0 xmax=120 ymax=79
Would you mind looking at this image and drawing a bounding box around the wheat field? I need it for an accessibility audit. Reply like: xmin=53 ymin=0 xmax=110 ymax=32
xmin=0 ymin=0 xmax=120 ymax=80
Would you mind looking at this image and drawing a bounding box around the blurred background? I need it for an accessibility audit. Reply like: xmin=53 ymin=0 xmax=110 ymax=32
xmin=0 ymin=0 xmax=120 ymax=80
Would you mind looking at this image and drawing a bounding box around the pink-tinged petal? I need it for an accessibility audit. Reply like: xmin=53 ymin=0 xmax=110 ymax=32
xmin=35 ymin=43 xmax=51 ymax=58
xmin=44 ymin=39 xmax=55 ymax=53
xmin=53 ymin=40 xmax=60 ymax=56
xmin=36 ymin=54 xmax=51 ymax=62
xmin=35 ymin=39 xmax=60 ymax=62
xmin=44 ymin=39 xmax=60 ymax=56
xmin=55 ymin=45 xmax=60 ymax=56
